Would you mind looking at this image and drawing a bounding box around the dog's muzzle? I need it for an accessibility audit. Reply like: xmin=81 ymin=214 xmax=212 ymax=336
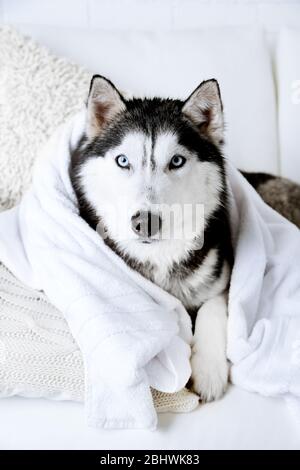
xmin=131 ymin=210 xmax=162 ymax=239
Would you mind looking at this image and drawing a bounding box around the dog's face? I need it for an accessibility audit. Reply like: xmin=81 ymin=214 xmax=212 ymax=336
xmin=76 ymin=76 xmax=225 ymax=264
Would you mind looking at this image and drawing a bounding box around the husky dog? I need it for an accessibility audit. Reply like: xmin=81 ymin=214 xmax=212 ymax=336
xmin=71 ymin=75 xmax=233 ymax=402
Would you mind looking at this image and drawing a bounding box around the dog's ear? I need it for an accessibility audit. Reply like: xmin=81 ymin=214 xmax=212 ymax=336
xmin=86 ymin=75 xmax=126 ymax=139
xmin=182 ymin=79 xmax=224 ymax=146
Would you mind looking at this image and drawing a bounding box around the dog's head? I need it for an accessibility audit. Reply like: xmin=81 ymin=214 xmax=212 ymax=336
xmin=75 ymin=75 xmax=226 ymax=263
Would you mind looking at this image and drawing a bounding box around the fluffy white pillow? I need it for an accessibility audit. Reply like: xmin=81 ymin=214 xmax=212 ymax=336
xmin=0 ymin=26 xmax=91 ymax=211
xmin=277 ymin=28 xmax=300 ymax=184
xmin=18 ymin=24 xmax=279 ymax=174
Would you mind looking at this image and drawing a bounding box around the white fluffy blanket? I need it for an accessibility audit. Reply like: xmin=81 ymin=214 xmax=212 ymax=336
xmin=0 ymin=112 xmax=192 ymax=430
xmin=0 ymin=111 xmax=299 ymax=429
xmin=228 ymin=164 xmax=300 ymax=421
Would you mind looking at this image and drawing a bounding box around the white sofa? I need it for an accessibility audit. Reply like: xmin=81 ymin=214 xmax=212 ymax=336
xmin=0 ymin=0 xmax=299 ymax=450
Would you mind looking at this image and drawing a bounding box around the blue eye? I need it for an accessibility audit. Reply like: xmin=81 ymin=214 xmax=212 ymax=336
xmin=116 ymin=154 xmax=130 ymax=169
xmin=169 ymin=155 xmax=186 ymax=170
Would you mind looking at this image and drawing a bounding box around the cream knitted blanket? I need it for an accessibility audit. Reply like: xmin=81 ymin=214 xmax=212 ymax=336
xmin=0 ymin=260 xmax=199 ymax=413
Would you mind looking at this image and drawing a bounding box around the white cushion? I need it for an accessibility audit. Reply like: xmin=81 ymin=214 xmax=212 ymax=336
xmin=277 ymin=28 xmax=300 ymax=184
xmin=17 ymin=24 xmax=279 ymax=175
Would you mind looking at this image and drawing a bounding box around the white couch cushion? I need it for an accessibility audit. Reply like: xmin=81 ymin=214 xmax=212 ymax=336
xmin=17 ymin=24 xmax=279 ymax=175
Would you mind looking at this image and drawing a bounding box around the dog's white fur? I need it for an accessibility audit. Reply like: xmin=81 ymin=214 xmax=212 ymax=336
xmin=191 ymin=293 xmax=229 ymax=401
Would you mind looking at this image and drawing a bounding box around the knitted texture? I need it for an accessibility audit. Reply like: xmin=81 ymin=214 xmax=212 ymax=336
xmin=0 ymin=261 xmax=199 ymax=413
xmin=0 ymin=26 xmax=91 ymax=211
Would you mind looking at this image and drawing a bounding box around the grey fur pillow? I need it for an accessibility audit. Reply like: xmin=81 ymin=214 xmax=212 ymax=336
xmin=242 ymin=172 xmax=300 ymax=229
xmin=0 ymin=26 xmax=91 ymax=211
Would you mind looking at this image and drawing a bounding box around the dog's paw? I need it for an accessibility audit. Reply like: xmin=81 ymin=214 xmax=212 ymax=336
xmin=190 ymin=351 xmax=229 ymax=402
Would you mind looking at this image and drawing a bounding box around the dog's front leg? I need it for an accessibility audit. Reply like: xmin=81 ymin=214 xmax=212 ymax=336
xmin=190 ymin=292 xmax=229 ymax=401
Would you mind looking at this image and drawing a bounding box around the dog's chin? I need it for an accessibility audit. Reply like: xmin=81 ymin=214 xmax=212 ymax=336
xmin=140 ymin=239 xmax=160 ymax=245
xmin=102 ymin=223 xmax=197 ymax=267
xmin=114 ymin=233 xmax=198 ymax=270
xmin=112 ymin=236 xmax=166 ymax=262
xmin=123 ymin=237 xmax=163 ymax=251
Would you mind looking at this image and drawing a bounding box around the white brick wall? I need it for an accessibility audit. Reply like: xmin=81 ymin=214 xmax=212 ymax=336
xmin=0 ymin=0 xmax=300 ymax=31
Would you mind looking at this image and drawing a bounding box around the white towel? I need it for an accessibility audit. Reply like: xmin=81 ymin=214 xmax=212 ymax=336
xmin=0 ymin=111 xmax=300 ymax=429
xmin=227 ymin=164 xmax=300 ymax=421
xmin=0 ymin=111 xmax=193 ymax=430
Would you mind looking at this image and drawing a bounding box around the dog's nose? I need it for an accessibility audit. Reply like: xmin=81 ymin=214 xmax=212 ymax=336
xmin=131 ymin=211 xmax=162 ymax=238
